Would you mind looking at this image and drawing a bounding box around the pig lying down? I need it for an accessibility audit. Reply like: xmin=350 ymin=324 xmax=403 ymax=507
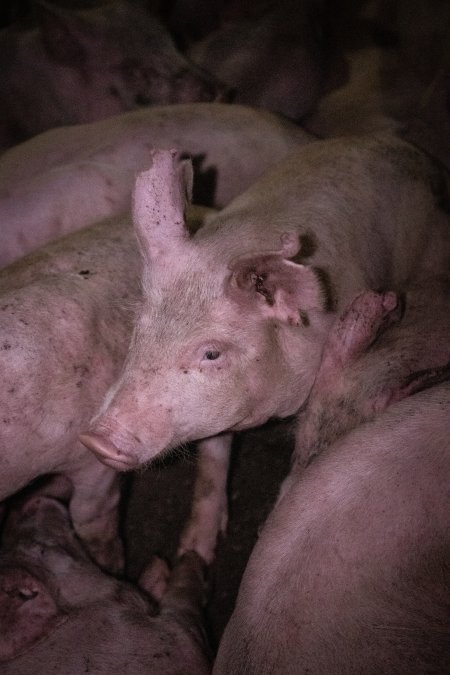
xmin=80 ymin=137 xmax=450 ymax=560
xmin=0 ymin=102 xmax=311 ymax=267
xmin=0 ymin=0 xmax=224 ymax=150
xmin=214 ymin=279 xmax=450 ymax=674
xmin=0 ymin=476 xmax=211 ymax=674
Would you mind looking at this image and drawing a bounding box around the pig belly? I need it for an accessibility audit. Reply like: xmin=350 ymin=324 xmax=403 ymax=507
xmin=214 ymin=382 xmax=450 ymax=674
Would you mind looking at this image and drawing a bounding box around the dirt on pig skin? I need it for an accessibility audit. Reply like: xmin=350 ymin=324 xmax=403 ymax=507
xmin=123 ymin=419 xmax=294 ymax=649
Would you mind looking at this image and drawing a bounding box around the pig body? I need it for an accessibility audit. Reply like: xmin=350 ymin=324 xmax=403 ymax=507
xmin=214 ymin=383 xmax=450 ymax=674
xmin=293 ymin=276 xmax=450 ymax=468
xmin=0 ymin=0 xmax=223 ymax=150
xmin=0 ymin=102 xmax=311 ymax=267
xmin=0 ymin=213 xmax=140 ymax=570
xmin=82 ymin=136 xmax=450 ymax=471
xmin=187 ymin=0 xmax=337 ymax=121
xmin=305 ymin=0 xmax=450 ymax=170
xmin=0 ymin=477 xmax=211 ymax=674
xmin=214 ymin=280 xmax=450 ymax=674
xmin=0 ymin=200 xmax=229 ymax=569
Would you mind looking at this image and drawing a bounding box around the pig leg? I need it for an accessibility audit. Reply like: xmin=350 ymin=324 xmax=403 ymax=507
xmin=161 ymin=552 xmax=208 ymax=619
xmin=178 ymin=434 xmax=231 ymax=564
xmin=65 ymin=455 xmax=123 ymax=574
xmin=138 ymin=556 xmax=171 ymax=603
xmin=138 ymin=551 xmax=208 ymax=614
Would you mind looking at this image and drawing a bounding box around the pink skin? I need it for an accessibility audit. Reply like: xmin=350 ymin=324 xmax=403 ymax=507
xmin=80 ymin=140 xmax=449 ymax=564
xmin=0 ymin=477 xmax=211 ymax=674
xmin=0 ymin=0 xmax=226 ymax=150
xmin=80 ymin=137 xmax=450 ymax=468
xmin=292 ymin=278 xmax=450 ymax=470
xmin=214 ymin=383 xmax=450 ymax=674
xmin=214 ymin=281 xmax=450 ymax=674
xmin=0 ymin=102 xmax=311 ymax=268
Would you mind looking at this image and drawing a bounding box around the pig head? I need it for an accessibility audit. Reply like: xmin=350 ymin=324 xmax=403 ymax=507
xmin=80 ymin=149 xmax=330 ymax=469
xmin=0 ymin=476 xmax=211 ymax=674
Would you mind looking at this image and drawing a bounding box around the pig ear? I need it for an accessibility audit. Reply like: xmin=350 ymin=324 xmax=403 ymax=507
xmin=228 ymin=253 xmax=326 ymax=325
xmin=132 ymin=149 xmax=193 ymax=264
xmin=36 ymin=1 xmax=92 ymax=67
xmin=0 ymin=568 xmax=61 ymax=661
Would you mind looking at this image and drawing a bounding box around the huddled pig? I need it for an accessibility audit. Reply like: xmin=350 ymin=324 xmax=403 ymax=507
xmin=305 ymin=1 xmax=450 ymax=169
xmin=0 ymin=102 xmax=312 ymax=267
xmin=80 ymin=137 xmax=450 ymax=559
xmin=0 ymin=0 xmax=225 ymax=150
xmin=214 ymin=279 xmax=450 ymax=674
xmin=0 ymin=210 xmax=142 ymax=571
xmin=187 ymin=0 xmax=340 ymax=121
xmin=0 ymin=194 xmax=234 ymax=571
xmin=0 ymin=476 xmax=211 ymax=674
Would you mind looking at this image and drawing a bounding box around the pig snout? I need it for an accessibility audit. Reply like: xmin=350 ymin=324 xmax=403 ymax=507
xmin=79 ymin=428 xmax=137 ymax=471
xmin=80 ymin=405 xmax=173 ymax=471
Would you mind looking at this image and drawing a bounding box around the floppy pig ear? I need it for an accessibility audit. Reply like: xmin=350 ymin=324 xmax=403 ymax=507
xmin=0 ymin=568 xmax=61 ymax=661
xmin=133 ymin=149 xmax=193 ymax=264
xmin=229 ymin=253 xmax=325 ymax=325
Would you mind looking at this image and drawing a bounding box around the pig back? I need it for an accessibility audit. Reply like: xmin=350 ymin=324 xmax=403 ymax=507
xmin=214 ymin=381 xmax=450 ymax=674
xmin=0 ymin=215 xmax=139 ymax=497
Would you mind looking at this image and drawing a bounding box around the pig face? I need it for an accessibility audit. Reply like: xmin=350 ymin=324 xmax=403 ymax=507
xmin=83 ymin=250 xmax=327 ymax=470
xmin=0 ymin=476 xmax=211 ymax=673
xmin=80 ymin=151 xmax=329 ymax=469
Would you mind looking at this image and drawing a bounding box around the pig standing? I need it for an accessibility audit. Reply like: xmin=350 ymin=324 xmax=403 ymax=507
xmin=214 ymin=279 xmax=450 ymax=674
xmin=0 ymin=102 xmax=311 ymax=267
xmin=0 ymin=0 xmax=224 ymax=150
xmin=0 ymin=476 xmax=211 ymax=674
xmin=80 ymin=138 xmax=450 ymax=560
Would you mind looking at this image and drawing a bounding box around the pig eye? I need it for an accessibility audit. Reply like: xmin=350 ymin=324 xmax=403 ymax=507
xmin=203 ymin=350 xmax=221 ymax=361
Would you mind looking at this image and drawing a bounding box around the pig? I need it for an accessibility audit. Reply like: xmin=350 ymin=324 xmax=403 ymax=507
xmin=80 ymin=135 xmax=450 ymax=478
xmin=0 ymin=475 xmax=211 ymax=674
xmin=0 ymin=0 xmax=225 ymax=150
xmin=0 ymin=194 xmax=229 ymax=571
xmin=291 ymin=276 xmax=450 ymax=469
xmin=214 ymin=280 xmax=450 ymax=674
xmin=305 ymin=1 xmax=450 ymax=170
xmin=187 ymin=0 xmax=340 ymax=121
xmin=0 ymin=102 xmax=312 ymax=268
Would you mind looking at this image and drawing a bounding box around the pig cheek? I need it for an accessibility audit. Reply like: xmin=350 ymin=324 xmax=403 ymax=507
xmin=174 ymin=362 xmax=251 ymax=439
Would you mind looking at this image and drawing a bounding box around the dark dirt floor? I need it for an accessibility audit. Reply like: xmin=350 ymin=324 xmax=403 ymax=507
xmin=123 ymin=417 xmax=295 ymax=652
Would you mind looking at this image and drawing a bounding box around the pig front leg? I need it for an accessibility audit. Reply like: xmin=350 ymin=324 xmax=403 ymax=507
xmin=66 ymin=454 xmax=123 ymax=574
xmin=178 ymin=433 xmax=232 ymax=564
